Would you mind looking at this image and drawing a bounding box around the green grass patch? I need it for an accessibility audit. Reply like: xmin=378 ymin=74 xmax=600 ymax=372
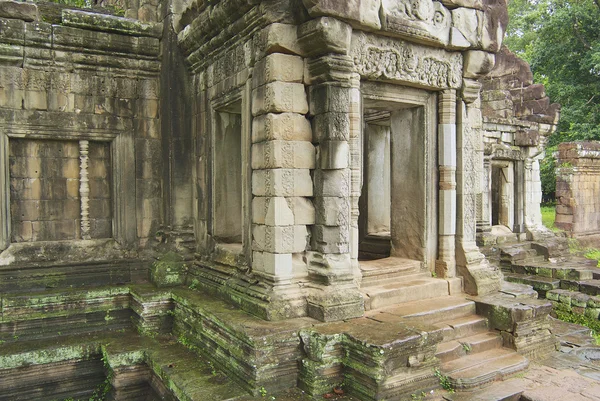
xmin=540 ymin=205 xmax=558 ymax=231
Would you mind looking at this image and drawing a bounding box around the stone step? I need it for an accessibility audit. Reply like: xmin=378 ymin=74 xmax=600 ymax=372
xmin=503 ymin=272 xmax=560 ymax=293
xmin=433 ymin=315 xmax=489 ymax=342
xmin=511 ymin=262 xmax=594 ymax=280
xmin=362 ymin=278 xmax=451 ymax=311
xmin=441 ymin=348 xmax=529 ymax=389
xmin=359 ymin=257 xmax=422 ymax=286
xmin=436 ymin=332 xmax=503 ymax=363
xmin=368 ymin=296 xmax=476 ymax=324
xmin=443 ymin=378 xmax=525 ymax=401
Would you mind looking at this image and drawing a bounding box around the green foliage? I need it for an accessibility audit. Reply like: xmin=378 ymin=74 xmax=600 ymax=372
xmin=433 ymin=368 xmax=454 ymax=393
xmin=584 ymin=248 xmax=600 ymax=267
xmin=37 ymin=0 xmax=91 ymax=8
xmin=259 ymin=386 xmax=267 ymax=397
xmin=554 ymin=309 xmax=600 ymax=345
xmin=540 ymin=146 xmax=557 ymax=201
xmin=506 ymin=0 xmax=600 ymax=200
xmin=461 ymin=343 xmax=472 ymax=353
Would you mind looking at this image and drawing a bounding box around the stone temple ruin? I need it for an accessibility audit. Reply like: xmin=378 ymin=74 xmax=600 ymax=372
xmin=0 ymin=0 xmax=584 ymax=399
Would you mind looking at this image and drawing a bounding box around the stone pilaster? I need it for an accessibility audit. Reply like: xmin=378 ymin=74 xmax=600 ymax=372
xmin=457 ymin=79 xmax=501 ymax=295
xmin=301 ymin=40 xmax=364 ymax=321
xmin=0 ymin=132 xmax=8 ymax=251
xmin=513 ymin=159 xmax=525 ymax=234
xmin=437 ymin=89 xmax=457 ymax=278
xmin=477 ymin=155 xmax=492 ymax=232
xmin=524 ymin=157 xmax=544 ymax=231
xmin=79 ymin=140 xmax=90 ymax=240
xmin=250 ymin=52 xmax=315 ymax=312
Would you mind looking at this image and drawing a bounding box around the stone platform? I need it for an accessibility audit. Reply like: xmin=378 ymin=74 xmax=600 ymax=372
xmin=0 ymin=278 xmax=559 ymax=401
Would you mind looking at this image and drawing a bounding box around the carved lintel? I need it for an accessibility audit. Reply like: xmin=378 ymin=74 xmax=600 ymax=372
xmin=350 ymin=32 xmax=462 ymax=89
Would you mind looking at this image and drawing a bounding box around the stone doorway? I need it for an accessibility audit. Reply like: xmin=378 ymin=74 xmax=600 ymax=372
xmin=491 ymin=161 xmax=514 ymax=231
xmin=358 ymin=85 xmax=436 ymax=269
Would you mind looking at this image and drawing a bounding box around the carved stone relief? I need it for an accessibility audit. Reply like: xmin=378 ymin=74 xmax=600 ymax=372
xmin=350 ymin=32 xmax=462 ymax=89
xmin=381 ymin=0 xmax=451 ymax=46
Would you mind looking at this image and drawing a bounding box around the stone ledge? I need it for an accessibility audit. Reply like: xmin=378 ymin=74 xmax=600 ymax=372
xmin=62 ymin=9 xmax=162 ymax=38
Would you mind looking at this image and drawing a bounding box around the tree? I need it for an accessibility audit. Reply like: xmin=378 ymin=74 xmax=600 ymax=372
xmin=505 ymin=0 xmax=600 ymax=200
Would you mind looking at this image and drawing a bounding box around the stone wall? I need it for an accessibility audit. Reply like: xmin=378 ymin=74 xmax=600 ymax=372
xmin=555 ymin=141 xmax=600 ymax=240
xmin=478 ymin=47 xmax=560 ymax=243
xmin=0 ymin=1 xmax=164 ymax=287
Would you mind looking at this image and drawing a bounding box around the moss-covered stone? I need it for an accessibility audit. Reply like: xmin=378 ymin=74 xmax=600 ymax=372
xmin=150 ymin=252 xmax=187 ymax=288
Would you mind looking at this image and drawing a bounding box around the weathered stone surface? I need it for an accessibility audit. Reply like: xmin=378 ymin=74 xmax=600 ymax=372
xmin=62 ymin=9 xmax=163 ymax=38
xmin=302 ymin=0 xmax=381 ymax=30
xmin=252 ymin=82 xmax=309 ymax=116
xmin=252 ymin=224 xmax=309 ymax=253
xmin=252 ymin=140 xmax=316 ymax=169
xmin=380 ymin=0 xmax=452 ymax=46
xmin=252 ymin=53 xmax=304 ymax=89
xmin=252 ymin=112 xmax=312 ymax=143
xmin=0 ymin=1 xmax=37 ymax=22
xmin=297 ymin=17 xmax=352 ymax=57
xmin=464 ymin=50 xmax=496 ymax=78
xmin=350 ymin=31 xmax=463 ymax=89
xmin=252 ymin=169 xmax=313 ymax=197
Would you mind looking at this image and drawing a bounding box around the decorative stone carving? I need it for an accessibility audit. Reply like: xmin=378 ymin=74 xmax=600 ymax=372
xmin=79 ymin=140 xmax=90 ymax=240
xmin=381 ymin=0 xmax=451 ymax=46
xmin=350 ymin=32 xmax=462 ymax=89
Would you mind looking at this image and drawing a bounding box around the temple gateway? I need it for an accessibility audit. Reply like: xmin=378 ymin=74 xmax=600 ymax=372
xmin=0 ymin=0 xmax=566 ymax=399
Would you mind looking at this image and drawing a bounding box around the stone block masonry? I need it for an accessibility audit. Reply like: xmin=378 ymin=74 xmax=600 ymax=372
xmin=555 ymin=142 xmax=600 ymax=241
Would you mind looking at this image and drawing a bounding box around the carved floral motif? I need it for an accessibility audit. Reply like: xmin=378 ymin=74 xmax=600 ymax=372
xmin=350 ymin=33 xmax=462 ymax=89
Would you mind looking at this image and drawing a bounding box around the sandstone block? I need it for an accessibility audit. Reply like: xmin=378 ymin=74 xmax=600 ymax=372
xmin=252 ymin=82 xmax=308 ymax=116
xmin=253 ymin=196 xmax=315 ymax=225
xmin=463 ymin=50 xmax=496 ymax=79
xmin=252 ymin=169 xmax=313 ymax=197
xmin=252 ymin=140 xmax=316 ymax=169
xmin=287 ymin=197 xmax=316 ymax=225
xmin=451 ymin=8 xmax=481 ymax=48
xmin=302 ymin=0 xmax=381 ymax=30
xmin=314 ymin=197 xmax=349 ymax=226
xmin=318 ymin=140 xmax=348 ymax=169
xmin=314 ymin=169 xmax=350 ymax=197
xmin=253 ymin=224 xmax=309 ymax=253
xmin=480 ymin=2 xmax=507 ymax=52
xmin=252 ymin=197 xmax=295 ymax=226
xmin=252 ymin=53 xmax=304 ymax=89
xmin=0 ymin=1 xmax=37 ymax=22
xmin=297 ymin=17 xmax=352 ymax=57
xmin=257 ymin=23 xmax=303 ymax=57
xmin=252 ymin=113 xmax=312 ymax=143
xmin=309 ymin=84 xmax=351 ymax=115
xmin=253 ymin=251 xmax=293 ymax=277
xmin=313 ymin=112 xmax=351 ymax=142
xmin=312 ymin=225 xmax=349 ymax=254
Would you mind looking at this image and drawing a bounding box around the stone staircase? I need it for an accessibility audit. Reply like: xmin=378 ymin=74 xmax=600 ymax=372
xmin=360 ymin=257 xmax=454 ymax=310
xmin=356 ymin=256 xmax=531 ymax=396
xmin=483 ymin=235 xmax=600 ymax=298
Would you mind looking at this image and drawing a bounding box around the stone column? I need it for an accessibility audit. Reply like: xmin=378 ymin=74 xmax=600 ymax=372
xmin=298 ymin=17 xmax=364 ymax=321
xmin=250 ymin=52 xmax=315 ymax=318
xmin=513 ymin=159 xmax=525 ymax=234
xmin=456 ymin=77 xmax=501 ymax=295
xmin=437 ymin=90 xmax=457 ymax=278
xmin=477 ymin=156 xmax=492 ymax=232
xmin=0 ymin=133 xmax=9 ymax=251
xmin=524 ymin=157 xmax=544 ymax=230
xmin=79 ymin=140 xmax=91 ymax=240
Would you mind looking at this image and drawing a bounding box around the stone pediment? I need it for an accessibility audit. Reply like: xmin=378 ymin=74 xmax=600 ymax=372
xmin=350 ymin=32 xmax=462 ymax=89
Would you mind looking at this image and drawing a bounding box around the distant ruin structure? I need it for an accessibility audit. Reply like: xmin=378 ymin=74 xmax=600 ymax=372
xmin=555 ymin=141 xmax=600 ymax=242
xmin=0 ymin=0 xmax=564 ymax=399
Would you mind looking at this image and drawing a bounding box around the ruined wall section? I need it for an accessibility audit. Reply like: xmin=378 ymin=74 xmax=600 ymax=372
xmin=0 ymin=2 xmax=162 ymax=272
xmin=555 ymin=141 xmax=600 ymax=241
xmin=478 ymin=46 xmax=560 ymax=242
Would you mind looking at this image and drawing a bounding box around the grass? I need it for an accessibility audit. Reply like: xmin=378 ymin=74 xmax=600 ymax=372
xmin=541 ymin=205 xmax=558 ymax=231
